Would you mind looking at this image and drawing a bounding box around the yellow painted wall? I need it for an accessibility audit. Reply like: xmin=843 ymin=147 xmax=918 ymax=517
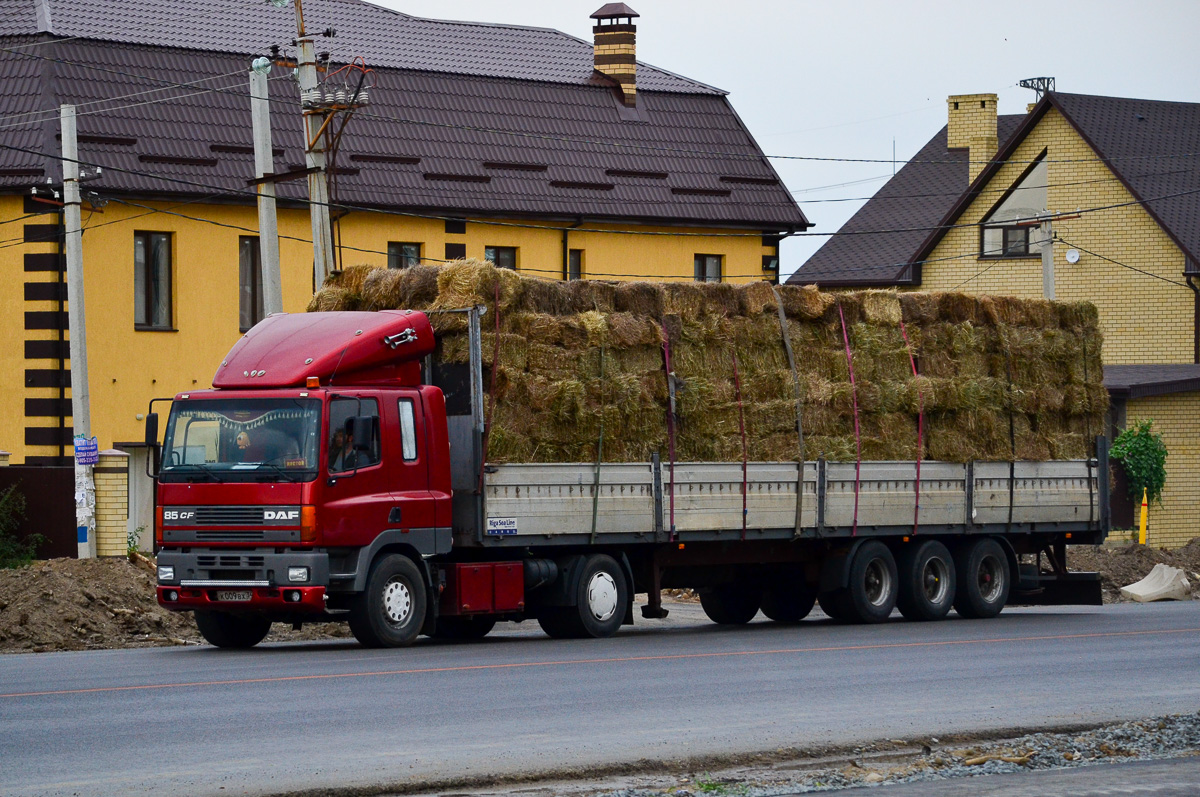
xmin=1 ymin=195 xmax=775 ymax=463
xmin=922 ymin=107 xmax=1193 ymax=366
xmin=1117 ymin=395 xmax=1200 ymax=549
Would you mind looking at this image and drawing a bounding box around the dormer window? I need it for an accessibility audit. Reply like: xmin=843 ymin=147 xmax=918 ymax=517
xmin=980 ymin=154 xmax=1047 ymax=259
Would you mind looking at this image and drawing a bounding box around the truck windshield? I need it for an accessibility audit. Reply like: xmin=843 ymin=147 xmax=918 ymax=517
xmin=160 ymin=398 xmax=321 ymax=483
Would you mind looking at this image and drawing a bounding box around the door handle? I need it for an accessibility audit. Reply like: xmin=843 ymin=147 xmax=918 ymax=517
xmin=388 ymin=507 xmax=402 ymax=524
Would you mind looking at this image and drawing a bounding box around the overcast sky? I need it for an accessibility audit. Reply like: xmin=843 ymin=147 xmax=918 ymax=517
xmin=372 ymin=0 xmax=1200 ymax=280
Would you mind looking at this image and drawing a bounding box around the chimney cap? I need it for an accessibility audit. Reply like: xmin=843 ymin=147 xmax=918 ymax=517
xmin=591 ymin=3 xmax=640 ymax=20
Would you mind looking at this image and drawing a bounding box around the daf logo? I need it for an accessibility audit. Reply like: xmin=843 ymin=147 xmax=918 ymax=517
xmin=265 ymin=510 xmax=300 ymax=521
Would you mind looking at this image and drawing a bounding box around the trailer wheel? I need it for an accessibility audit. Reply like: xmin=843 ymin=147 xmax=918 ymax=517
xmin=953 ymin=538 xmax=1010 ymax=619
xmin=538 ymin=554 xmax=628 ymax=639
xmin=348 ymin=554 xmax=427 ymax=648
xmin=842 ymin=540 xmax=898 ymax=624
xmin=760 ymin=579 xmax=818 ymax=623
xmin=193 ymin=611 xmax=271 ymax=649
xmin=896 ymin=540 xmax=956 ymax=622
xmin=433 ymin=616 xmax=497 ymax=640
xmin=700 ymin=583 xmax=761 ymax=625
xmin=817 ymin=590 xmax=851 ymax=622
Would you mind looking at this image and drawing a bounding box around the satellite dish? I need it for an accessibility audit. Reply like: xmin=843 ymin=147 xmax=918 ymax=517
xmin=1065 ymin=249 xmax=1080 ymax=264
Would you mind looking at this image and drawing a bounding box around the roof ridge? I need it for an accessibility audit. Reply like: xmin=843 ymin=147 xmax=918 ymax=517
xmin=1053 ymin=90 xmax=1200 ymax=108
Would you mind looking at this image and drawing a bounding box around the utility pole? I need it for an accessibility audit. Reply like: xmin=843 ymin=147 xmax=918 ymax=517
xmin=61 ymin=104 xmax=96 ymax=559
xmin=291 ymin=0 xmax=336 ymax=287
xmin=1040 ymin=219 xmax=1055 ymax=300
xmin=250 ymin=58 xmax=284 ymax=315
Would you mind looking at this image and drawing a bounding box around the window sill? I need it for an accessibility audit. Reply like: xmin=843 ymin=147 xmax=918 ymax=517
xmin=134 ymin=325 xmax=177 ymax=332
xmin=978 ymin=254 xmax=1040 ymax=261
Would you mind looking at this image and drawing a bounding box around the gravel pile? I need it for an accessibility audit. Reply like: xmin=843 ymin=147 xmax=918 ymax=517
xmin=593 ymin=713 xmax=1200 ymax=796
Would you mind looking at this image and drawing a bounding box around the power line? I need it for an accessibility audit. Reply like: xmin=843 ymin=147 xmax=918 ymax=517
xmin=1056 ymin=239 xmax=1190 ymax=288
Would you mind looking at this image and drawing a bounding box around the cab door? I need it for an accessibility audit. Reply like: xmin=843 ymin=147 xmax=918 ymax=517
xmin=321 ymin=394 xmax=393 ymax=548
xmin=387 ymin=389 xmax=436 ymax=531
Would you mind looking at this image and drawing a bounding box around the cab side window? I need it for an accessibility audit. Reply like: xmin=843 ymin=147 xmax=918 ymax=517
xmin=398 ymin=398 xmax=419 ymax=461
xmin=328 ymin=398 xmax=381 ymax=473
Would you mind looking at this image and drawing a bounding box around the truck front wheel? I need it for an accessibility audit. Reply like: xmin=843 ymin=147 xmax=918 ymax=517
xmin=349 ymin=554 xmax=427 ymax=648
xmin=194 ymin=611 xmax=271 ymax=649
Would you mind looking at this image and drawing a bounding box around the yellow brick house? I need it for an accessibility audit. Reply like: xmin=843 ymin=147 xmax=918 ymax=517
xmin=0 ymin=0 xmax=808 ymax=480
xmin=795 ymin=90 xmax=1200 ymax=547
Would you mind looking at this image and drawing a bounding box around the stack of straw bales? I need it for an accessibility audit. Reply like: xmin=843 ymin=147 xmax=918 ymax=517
xmin=309 ymin=261 xmax=1107 ymax=464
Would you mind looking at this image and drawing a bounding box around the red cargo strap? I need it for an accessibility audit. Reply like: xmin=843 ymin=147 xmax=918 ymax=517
xmin=732 ymin=353 xmax=749 ymax=541
xmin=900 ymin=320 xmax=924 ymax=536
xmin=661 ymin=328 xmax=677 ymax=541
xmin=477 ymin=282 xmax=501 ymax=497
xmin=837 ymin=303 xmax=861 ymax=537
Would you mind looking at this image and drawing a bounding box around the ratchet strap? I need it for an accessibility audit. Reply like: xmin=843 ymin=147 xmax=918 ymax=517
xmin=900 ymin=320 xmax=924 ymax=536
xmin=772 ymin=286 xmax=805 ymax=537
xmin=837 ymin=302 xmax=861 ymax=537
xmin=732 ymin=353 xmax=749 ymax=541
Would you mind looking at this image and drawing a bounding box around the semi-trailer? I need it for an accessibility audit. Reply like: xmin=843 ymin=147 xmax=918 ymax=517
xmin=151 ymin=304 xmax=1107 ymax=648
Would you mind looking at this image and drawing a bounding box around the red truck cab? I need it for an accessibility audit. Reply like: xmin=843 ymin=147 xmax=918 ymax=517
xmin=153 ymin=311 xmax=454 ymax=646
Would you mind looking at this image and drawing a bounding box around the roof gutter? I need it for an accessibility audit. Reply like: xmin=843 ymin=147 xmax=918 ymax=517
xmin=1187 ymin=273 xmax=1199 ymax=364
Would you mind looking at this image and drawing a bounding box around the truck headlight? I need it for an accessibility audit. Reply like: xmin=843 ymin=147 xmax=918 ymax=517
xmin=157 ymin=565 xmax=175 ymax=582
xmin=288 ymin=567 xmax=309 ymax=583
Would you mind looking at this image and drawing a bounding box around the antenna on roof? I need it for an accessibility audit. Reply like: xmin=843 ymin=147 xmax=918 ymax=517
xmin=1018 ymin=77 xmax=1055 ymax=100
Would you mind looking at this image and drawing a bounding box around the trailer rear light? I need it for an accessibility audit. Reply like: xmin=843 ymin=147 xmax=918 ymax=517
xmin=300 ymin=505 xmax=318 ymax=543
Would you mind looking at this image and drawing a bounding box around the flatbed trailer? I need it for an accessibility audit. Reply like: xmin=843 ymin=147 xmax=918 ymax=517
xmin=153 ymin=308 xmax=1107 ymax=648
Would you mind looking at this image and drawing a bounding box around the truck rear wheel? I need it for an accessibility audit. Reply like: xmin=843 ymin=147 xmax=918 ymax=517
xmin=953 ymin=538 xmax=1010 ymax=619
xmin=760 ymin=579 xmax=817 ymax=623
xmin=433 ymin=616 xmax=496 ymax=640
xmin=349 ymin=554 xmax=427 ymax=648
xmin=194 ymin=611 xmax=271 ymax=649
xmin=841 ymin=540 xmax=898 ymax=624
xmin=896 ymin=540 xmax=956 ymax=622
xmin=700 ymin=583 xmax=761 ymax=625
xmin=537 ymin=554 xmax=628 ymax=639
xmin=817 ymin=590 xmax=850 ymax=622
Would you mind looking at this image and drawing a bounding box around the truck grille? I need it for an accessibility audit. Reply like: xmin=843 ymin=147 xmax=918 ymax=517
xmin=195 ymin=506 xmax=264 ymax=525
xmin=197 ymin=554 xmax=266 ymax=569
xmin=194 ymin=529 xmax=266 ymax=541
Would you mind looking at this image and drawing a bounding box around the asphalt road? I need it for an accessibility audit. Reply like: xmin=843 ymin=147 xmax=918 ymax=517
xmin=2 ymin=601 xmax=1200 ymax=797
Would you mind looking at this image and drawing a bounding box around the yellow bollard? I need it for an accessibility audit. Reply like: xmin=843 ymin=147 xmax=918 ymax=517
xmin=1138 ymin=487 xmax=1149 ymax=545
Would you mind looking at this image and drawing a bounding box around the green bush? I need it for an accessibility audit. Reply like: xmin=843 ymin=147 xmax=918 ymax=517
xmin=1111 ymin=419 xmax=1168 ymax=505
xmin=0 ymin=482 xmax=43 ymax=568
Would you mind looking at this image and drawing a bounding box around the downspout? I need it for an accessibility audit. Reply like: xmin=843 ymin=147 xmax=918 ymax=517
xmin=562 ymin=217 xmax=583 ymax=280
xmin=773 ymin=229 xmax=798 ymax=286
xmin=1188 ymin=274 xmax=1200 ymax=364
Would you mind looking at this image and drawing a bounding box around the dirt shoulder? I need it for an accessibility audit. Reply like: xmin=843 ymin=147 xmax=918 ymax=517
xmin=1 ymin=541 xmax=1197 ymax=655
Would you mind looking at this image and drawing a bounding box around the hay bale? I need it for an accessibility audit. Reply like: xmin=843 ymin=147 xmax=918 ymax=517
xmin=898 ymin=292 xmax=940 ymax=324
xmin=739 ymin=281 xmax=779 ymax=316
xmin=615 ymin=281 xmax=664 ymax=318
xmin=519 ymin=276 xmax=573 ymax=315
xmin=608 ymin=313 xmax=663 ymax=348
xmin=568 ymin=280 xmax=618 ymax=313
xmin=777 ymin=284 xmax=834 ymax=319
xmin=859 ymin=291 xmax=903 ymax=326
xmin=663 ymin=283 xmax=706 ymax=320
xmin=938 ymin=293 xmax=982 ymax=324
xmin=307 ymin=286 xmax=353 ymax=312
xmin=432 ymin=259 xmax=524 ymax=312
xmin=698 ymin=282 xmax=742 ymax=317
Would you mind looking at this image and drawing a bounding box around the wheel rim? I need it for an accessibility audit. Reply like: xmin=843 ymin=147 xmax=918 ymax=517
xmin=864 ymin=558 xmax=893 ymax=607
xmin=382 ymin=577 xmax=413 ymax=626
xmin=977 ymin=554 xmax=1005 ymax=603
xmin=921 ymin=556 xmax=950 ymax=605
xmin=586 ymin=571 xmax=619 ymax=622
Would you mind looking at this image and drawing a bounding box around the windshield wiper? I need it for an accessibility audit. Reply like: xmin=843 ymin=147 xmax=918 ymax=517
xmin=252 ymin=461 xmax=304 ymax=483
xmin=174 ymin=462 xmax=220 ymax=483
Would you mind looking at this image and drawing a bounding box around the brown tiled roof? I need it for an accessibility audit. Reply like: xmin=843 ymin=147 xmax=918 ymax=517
xmin=791 ymin=91 xmax=1200 ymax=286
xmin=0 ymin=2 xmax=807 ymax=229
xmin=788 ymin=116 xmax=1024 ymax=286
xmin=1104 ymin=364 xmax=1200 ymax=399
xmin=0 ymin=0 xmax=715 ymax=92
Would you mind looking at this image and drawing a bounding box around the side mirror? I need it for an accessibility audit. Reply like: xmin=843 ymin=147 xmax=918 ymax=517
xmin=350 ymin=416 xmax=375 ymax=451
xmin=145 ymin=412 xmax=159 ymax=448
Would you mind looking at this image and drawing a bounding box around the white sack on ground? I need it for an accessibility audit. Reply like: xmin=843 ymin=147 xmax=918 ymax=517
xmin=1120 ymin=563 xmax=1192 ymax=602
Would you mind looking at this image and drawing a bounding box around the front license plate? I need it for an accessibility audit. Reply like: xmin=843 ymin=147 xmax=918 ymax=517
xmin=216 ymin=590 xmax=253 ymax=602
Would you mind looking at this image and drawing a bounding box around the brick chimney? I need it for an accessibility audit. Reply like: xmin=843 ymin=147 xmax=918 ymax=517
xmin=947 ymin=93 xmax=998 ymax=184
xmin=591 ymin=3 xmax=639 ymax=107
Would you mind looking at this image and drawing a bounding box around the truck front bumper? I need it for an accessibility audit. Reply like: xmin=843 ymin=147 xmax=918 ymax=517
xmin=157 ymin=584 xmax=327 ymax=613
xmin=156 ymin=549 xmax=331 ymax=613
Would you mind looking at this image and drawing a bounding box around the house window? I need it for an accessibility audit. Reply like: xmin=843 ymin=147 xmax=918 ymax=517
xmin=694 ymin=254 xmax=722 ymax=283
xmin=134 ymin=231 xmax=172 ymax=329
xmin=980 ymin=155 xmax=1047 ymax=259
xmin=388 ymin=242 xmax=421 ymax=269
xmin=445 ymin=219 xmax=466 ymax=235
xmin=485 ymin=246 xmax=517 ymax=270
xmin=568 ymin=249 xmax=583 ymax=280
xmin=445 ymin=243 xmax=466 ymax=261
xmin=239 ymin=236 xmax=264 ymax=332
